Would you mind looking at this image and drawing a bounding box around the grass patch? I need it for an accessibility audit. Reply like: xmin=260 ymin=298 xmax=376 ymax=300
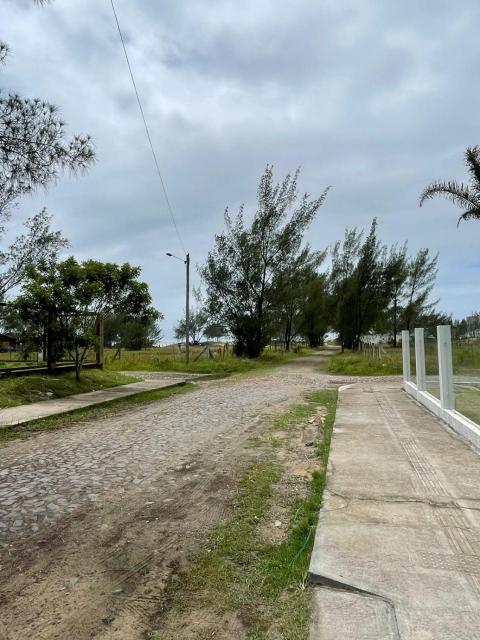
xmin=427 ymin=384 xmax=480 ymax=426
xmin=325 ymin=349 xmax=403 ymax=376
xmin=0 ymin=382 xmax=195 ymax=446
xmin=148 ymin=388 xmax=337 ymax=640
xmin=455 ymin=386 xmax=480 ymax=424
xmin=0 ymin=368 xmax=138 ymax=409
xmin=105 ymin=347 xmax=313 ymax=374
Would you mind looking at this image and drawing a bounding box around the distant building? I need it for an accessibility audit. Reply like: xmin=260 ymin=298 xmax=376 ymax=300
xmin=0 ymin=334 xmax=19 ymax=352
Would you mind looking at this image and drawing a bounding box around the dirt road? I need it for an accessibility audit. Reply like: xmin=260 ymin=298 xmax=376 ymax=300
xmin=0 ymin=354 xmax=348 ymax=639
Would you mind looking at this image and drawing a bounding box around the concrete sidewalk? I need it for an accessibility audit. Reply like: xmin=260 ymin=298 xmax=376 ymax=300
xmin=309 ymin=381 xmax=480 ymax=640
xmin=0 ymin=374 xmax=191 ymax=428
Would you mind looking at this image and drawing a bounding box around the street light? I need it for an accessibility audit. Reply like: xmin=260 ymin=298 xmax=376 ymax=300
xmin=166 ymin=252 xmax=190 ymax=364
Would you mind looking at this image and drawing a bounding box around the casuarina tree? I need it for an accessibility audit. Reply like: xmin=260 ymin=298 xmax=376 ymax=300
xmin=201 ymin=166 xmax=330 ymax=357
xmin=0 ymin=1 xmax=94 ymax=296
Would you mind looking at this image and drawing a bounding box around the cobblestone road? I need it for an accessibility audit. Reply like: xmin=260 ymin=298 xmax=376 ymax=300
xmin=0 ymin=358 xmax=352 ymax=545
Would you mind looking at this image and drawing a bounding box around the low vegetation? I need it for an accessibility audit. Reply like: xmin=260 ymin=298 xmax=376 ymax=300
xmin=148 ymin=389 xmax=337 ymax=639
xmin=105 ymin=346 xmax=314 ymax=374
xmin=325 ymin=349 xmax=403 ymax=376
xmin=454 ymin=386 xmax=480 ymax=425
xmin=0 ymin=368 xmax=137 ymax=409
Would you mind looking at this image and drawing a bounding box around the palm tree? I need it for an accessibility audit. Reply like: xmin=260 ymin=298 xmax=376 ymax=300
xmin=419 ymin=146 xmax=480 ymax=225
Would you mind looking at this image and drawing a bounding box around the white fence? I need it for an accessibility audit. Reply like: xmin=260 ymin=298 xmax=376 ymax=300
xmin=359 ymin=334 xmax=388 ymax=359
xmin=402 ymin=326 xmax=480 ymax=450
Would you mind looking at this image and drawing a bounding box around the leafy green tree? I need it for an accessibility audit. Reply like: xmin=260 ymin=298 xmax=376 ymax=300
xmin=16 ymin=258 xmax=156 ymax=379
xmin=174 ymin=309 xmax=208 ymax=345
xmin=419 ymin=146 xmax=480 ymax=224
xmin=104 ymin=310 xmax=163 ymax=350
xmin=201 ymin=166 xmax=329 ymax=357
xmin=203 ymin=322 xmax=226 ymax=341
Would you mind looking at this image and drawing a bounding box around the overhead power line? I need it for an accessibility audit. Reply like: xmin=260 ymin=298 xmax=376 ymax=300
xmin=109 ymin=0 xmax=186 ymax=255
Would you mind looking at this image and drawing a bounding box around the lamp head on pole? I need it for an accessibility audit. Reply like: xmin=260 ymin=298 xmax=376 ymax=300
xmin=166 ymin=252 xmax=186 ymax=263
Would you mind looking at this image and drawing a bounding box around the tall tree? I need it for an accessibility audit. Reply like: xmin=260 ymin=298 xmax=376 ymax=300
xmin=296 ymin=273 xmax=330 ymax=348
xmin=0 ymin=94 xmax=94 ymax=218
xmin=271 ymin=247 xmax=326 ymax=351
xmin=384 ymin=243 xmax=408 ymax=347
xmin=402 ymin=249 xmax=438 ymax=331
xmin=419 ymin=146 xmax=480 ymax=225
xmin=328 ymin=227 xmax=362 ymax=351
xmin=0 ymin=3 xmax=94 ymax=295
xmin=201 ymin=166 xmax=329 ymax=357
xmin=348 ymin=219 xmax=389 ymax=350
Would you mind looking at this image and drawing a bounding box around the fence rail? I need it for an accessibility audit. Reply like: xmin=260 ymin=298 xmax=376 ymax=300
xmin=402 ymin=326 xmax=480 ymax=450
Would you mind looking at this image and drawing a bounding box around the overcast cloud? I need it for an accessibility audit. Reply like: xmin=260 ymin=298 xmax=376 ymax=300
xmin=2 ymin=0 xmax=480 ymax=339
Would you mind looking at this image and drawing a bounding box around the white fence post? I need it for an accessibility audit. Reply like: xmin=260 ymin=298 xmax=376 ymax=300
xmin=414 ymin=328 xmax=426 ymax=391
xmin=437 ymin=325 xmax=454 ymax=410
xmin=401 ymin=330 xmax=410 ymax=383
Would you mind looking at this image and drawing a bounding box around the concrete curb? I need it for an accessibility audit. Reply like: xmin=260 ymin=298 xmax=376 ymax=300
xmin=308 ymin=381 xmax=480 ymax=639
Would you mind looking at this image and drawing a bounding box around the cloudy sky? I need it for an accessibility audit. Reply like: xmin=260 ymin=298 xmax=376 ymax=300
xmin=2 ymin=0 xmax=480 ymax=339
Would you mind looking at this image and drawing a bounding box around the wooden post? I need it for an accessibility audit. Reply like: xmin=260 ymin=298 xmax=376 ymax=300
xmin=96 ymin=314 xmax=104 ymax=368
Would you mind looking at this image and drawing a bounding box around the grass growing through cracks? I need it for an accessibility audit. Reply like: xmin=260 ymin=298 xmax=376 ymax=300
xmin=148 ymin=389 xmax=337 ymax=640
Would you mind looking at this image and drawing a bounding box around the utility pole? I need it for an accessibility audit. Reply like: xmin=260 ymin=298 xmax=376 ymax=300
xmin=185 ymin=253 xmax=190 ymax=364
xmin=166 ymin=251 xmax=190 ymax=364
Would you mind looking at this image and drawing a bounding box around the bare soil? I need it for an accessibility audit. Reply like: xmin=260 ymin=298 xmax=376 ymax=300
xmin=0 ymin=354 xmax=338 ymax=639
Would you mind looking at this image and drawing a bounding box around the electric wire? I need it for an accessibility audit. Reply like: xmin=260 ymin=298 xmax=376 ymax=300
xmin=109 ymin=0 xmax=186 ymax=255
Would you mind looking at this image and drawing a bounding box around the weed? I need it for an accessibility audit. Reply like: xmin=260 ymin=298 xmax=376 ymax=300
xmin=148 ymin=389 xmax=338 ymax=639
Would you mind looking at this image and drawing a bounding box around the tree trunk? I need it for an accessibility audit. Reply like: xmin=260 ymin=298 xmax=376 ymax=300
xmin=47 ymin=312 xmax=54 ymax=372
xmin=284 ymin=317 xmax=292 ymax=352
xmin=393 ymin=296 xmax=398 ymax=348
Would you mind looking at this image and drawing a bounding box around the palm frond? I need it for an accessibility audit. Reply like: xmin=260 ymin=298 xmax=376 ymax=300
xmin=419 ymin=180 xmax=480 ymax=210
xmin=457 ymin=208 xmax=480 ymax=226
xmin=465 ymin=146 xmax=480 ymax=192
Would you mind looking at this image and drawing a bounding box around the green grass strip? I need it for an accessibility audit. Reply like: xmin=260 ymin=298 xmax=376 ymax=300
xmin=0 ymin=382 xmax=195 ymax=445
xmin=148 ymin=388 xmax=337 ymax=640
xmin=325 ymin=350 xmax=403 ymax=376
xmin=0 ymin=368 xmax=139 ymax=409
